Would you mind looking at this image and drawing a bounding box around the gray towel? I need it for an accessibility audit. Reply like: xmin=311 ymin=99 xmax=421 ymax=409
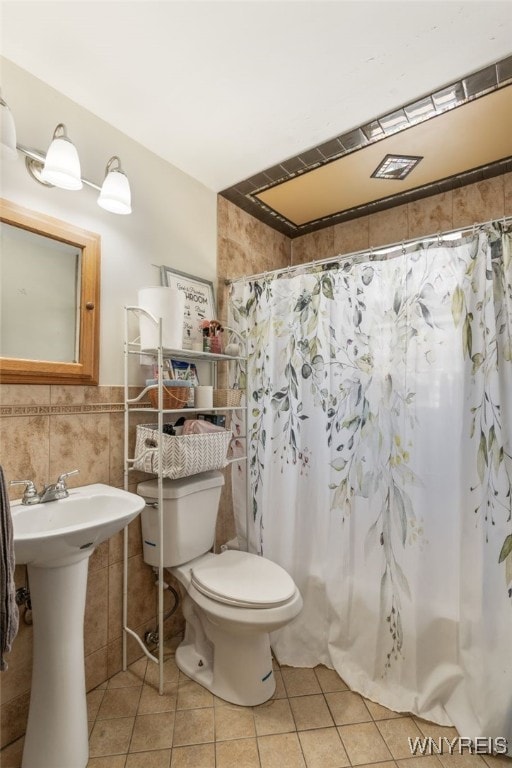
xmin=0 ymin=465 xmax=18 ymax=671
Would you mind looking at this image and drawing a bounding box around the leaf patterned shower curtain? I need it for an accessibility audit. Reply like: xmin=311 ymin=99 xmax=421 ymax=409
xmin=229 ymin=224 xmax=512 ymax=739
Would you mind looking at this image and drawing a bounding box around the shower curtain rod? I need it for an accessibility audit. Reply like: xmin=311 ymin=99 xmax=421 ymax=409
xmin=224 ymin=213 xmax=512 ymax=286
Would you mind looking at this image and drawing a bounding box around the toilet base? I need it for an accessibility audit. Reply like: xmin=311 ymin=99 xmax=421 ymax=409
xmin=175 ymin=596 xmax=276 ymax=706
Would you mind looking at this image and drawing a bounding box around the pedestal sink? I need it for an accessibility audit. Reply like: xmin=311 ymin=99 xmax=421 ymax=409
xmin=12 ymin=484 xmax=145 ymax=768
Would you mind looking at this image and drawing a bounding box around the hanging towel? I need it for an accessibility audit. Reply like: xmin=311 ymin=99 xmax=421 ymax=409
xmin=0 ymin=465 xmax=18 ymax=671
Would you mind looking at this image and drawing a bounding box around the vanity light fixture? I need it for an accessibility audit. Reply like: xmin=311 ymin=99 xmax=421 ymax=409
xmin=0 ymin=89 xmax=132 ymax=215
xmin=40 ymin=123 xmax=82 ymax=190
xmin=98 ymin=156 xmax=132 ymax=215
xmin=0 ymin=89 xmax=17 ymax=157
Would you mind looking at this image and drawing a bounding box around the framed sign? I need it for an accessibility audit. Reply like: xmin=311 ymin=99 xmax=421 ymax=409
xmin=160 ymin=266 xmax=216 ymax=350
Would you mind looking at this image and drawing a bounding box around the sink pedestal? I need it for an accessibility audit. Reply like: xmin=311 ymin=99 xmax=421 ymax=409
xmin=22 ymin=557 xmax=90 ymax=768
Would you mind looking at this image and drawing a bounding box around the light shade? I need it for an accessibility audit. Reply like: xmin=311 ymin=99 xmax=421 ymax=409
xmin=98 ymin=156 xmax=132 ymax=215
xmin=0 ymin=89 xmax=17 ymax=157
xmin=41 ymin=124 xmax=82 ymax=190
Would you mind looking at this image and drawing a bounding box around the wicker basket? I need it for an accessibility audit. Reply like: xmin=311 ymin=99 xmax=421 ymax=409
xmin=147 ymin=382 xmax=192 ymax=409
xmin=134 ymin=423 xmax=232 ymax=478
xmin=213 ymin=388 xmax=243 ymax=408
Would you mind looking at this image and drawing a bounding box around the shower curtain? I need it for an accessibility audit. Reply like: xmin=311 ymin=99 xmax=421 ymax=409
xmin=229 ymin=223 xmax=512 ymax=740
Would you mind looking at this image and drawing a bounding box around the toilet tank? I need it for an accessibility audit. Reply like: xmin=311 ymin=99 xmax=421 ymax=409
xmin=137 ymin=471 xmax=224 ymax=567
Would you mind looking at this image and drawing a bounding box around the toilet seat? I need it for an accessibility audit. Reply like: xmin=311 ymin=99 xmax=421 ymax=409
xmin=191 ymin=550 xmax=296 ymax=609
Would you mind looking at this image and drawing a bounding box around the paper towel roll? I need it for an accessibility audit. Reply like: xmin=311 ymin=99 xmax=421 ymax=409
xmin=195 ymin=386 xmax=213 ymax=408
xmin=137 ymin=287 xmax=185 ymax=350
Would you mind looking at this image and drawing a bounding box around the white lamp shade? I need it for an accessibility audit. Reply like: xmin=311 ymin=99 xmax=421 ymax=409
xmin=98 ymin=169 xmax=132 ymax=215
xmin=41 ymin=135 xmax=82 ymax=190
xmin=0 ymin=98 xmax=17 ymax=157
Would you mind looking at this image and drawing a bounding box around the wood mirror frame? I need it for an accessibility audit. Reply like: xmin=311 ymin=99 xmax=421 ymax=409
xmin=0 ymin=198 xmax=101 ymax=385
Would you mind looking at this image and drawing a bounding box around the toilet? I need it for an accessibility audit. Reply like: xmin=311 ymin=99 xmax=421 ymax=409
xmin=137 ymin=471 xmax=303 ymax=706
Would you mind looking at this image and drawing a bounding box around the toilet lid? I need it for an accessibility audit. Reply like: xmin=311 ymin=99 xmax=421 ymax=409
xmin=191 ymin=550 xmax=296 ymax=608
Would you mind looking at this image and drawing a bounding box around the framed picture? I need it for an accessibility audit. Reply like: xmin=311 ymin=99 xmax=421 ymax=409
xmin=160 ymin=266 xmax=216 ymax=350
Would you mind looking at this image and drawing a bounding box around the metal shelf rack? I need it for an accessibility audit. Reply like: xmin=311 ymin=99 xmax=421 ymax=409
xmin=122 ymin=306 xmax=249 ymax=693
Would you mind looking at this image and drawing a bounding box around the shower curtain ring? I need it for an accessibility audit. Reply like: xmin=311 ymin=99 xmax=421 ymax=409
xmin=437 ymin=233 xmax=441 ymax=246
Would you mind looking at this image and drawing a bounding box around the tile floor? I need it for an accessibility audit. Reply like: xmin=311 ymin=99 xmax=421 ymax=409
xmin=1 ymin=645 xmax=510 ymax=768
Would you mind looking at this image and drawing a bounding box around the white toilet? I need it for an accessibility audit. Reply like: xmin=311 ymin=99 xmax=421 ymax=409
xmin=137 ymin=471 xmax=303 ymax=706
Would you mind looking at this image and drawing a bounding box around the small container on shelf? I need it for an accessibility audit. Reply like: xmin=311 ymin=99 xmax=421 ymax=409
xmin=213 ymin=388 xmax=243 ymax=408
xmin=146 ymin=379 xmax=193 ymax=409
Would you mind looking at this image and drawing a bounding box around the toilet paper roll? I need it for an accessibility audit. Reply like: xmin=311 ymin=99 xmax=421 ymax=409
xmin=137 ymin=287 xmax=185 ymax=350
xmin=195 ymin=385 xmax=213 ymax=409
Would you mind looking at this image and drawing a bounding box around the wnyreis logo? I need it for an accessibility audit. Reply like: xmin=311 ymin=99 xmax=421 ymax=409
xmin=408 ymin=737 xmax=509 ymax=756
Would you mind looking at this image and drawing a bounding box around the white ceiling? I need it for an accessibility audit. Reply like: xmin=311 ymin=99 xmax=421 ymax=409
xmin=2 ymin=1 xmax=512 ymax=192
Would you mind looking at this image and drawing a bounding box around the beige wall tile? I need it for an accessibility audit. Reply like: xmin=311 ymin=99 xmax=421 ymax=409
xmin=109 ymin=515 xmax=143 ymax=565
xmin=408 ymin=192 xmax=453 ymax=240
xmin=0 ymin=385 xmax=50 ymax=406
xmin=87 ymin=687 xmax=106 ymax=721
xmin=452 ymin=177 xmax=505 ymax=228
xmin=49 ymin=412 xmax=110 ymax=487
xmin=84 ymin=566 xmax=109 ymax=656
xmin=369 ymin=205 xmax=409 ymax=248
xmin=0 ymin=691 xmax=30 ymax=749
xmin=291 ymin=228 xmax=335 ymax=266
xmin=503 ymin=172 xmax=512 ymax=216
xmin=108 ymin=412 xmax=124 ymax=488
xmin=50 ymin=385 xmax=112 ymax=405
xmin=274 ymin=231 xmax=292 ymax=269
xmin=90 ymin=540 xmax=109 ymax=572
xmin=0 ymin=612 xmax=33 ymax=707
xmin=85 ymin=646 xmax=109 ymax=692
xmin=108 ymin=554 xmax=155 ymax=643
xmin=0 ymin=735 xmax=24 ymax=767
xmin=1 ymin=415 xmax=49 ymax=501
xmin=333 ymin=216 xmax=370 ymax=256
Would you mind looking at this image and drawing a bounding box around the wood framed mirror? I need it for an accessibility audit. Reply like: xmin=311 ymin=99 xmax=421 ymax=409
xmin=0 ymin=199 xmax=100 ymax=385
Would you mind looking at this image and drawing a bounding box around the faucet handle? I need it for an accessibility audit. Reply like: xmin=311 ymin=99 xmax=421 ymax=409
xmin=9 ymin=480 xmax=41 ymax=505
xmin=56 ymin=469 xmax=80 ymax=489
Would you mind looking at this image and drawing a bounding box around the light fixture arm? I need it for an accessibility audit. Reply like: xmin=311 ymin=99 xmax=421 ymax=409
xmin=17 ymin=143 xmax=102 ymax=191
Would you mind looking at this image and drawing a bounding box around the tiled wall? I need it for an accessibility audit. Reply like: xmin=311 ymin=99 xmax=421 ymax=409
xmin=290 ymin=172 xmax=512 ymax=265
xmin=0 ymin=385 xmax=184 ymax=748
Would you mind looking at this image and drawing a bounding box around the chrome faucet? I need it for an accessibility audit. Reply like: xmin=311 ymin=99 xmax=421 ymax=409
xmin=11 ymin=470 xmax=80 ymax=505
xmin=39 ymin=470 xmax=80 ymax=503
xmin=9 ymin=480 xmax=41 ymax=505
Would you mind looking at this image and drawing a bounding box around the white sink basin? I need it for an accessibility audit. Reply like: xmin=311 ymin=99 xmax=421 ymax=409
xmin=12 ymin=483 xmax=144 ymax=567
xmin=12 ymin=483 xmax=145 ymax=768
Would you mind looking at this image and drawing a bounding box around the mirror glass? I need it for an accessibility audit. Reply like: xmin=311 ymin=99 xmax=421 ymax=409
xmin=1 ymin=223 xmax=81 ymax=362
xmin=0 ymin=199 xmax=100 ymax=385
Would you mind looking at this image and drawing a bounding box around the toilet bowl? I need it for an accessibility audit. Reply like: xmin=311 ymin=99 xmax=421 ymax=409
xmin=138 ymin=472 xmax=302 ymax=706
